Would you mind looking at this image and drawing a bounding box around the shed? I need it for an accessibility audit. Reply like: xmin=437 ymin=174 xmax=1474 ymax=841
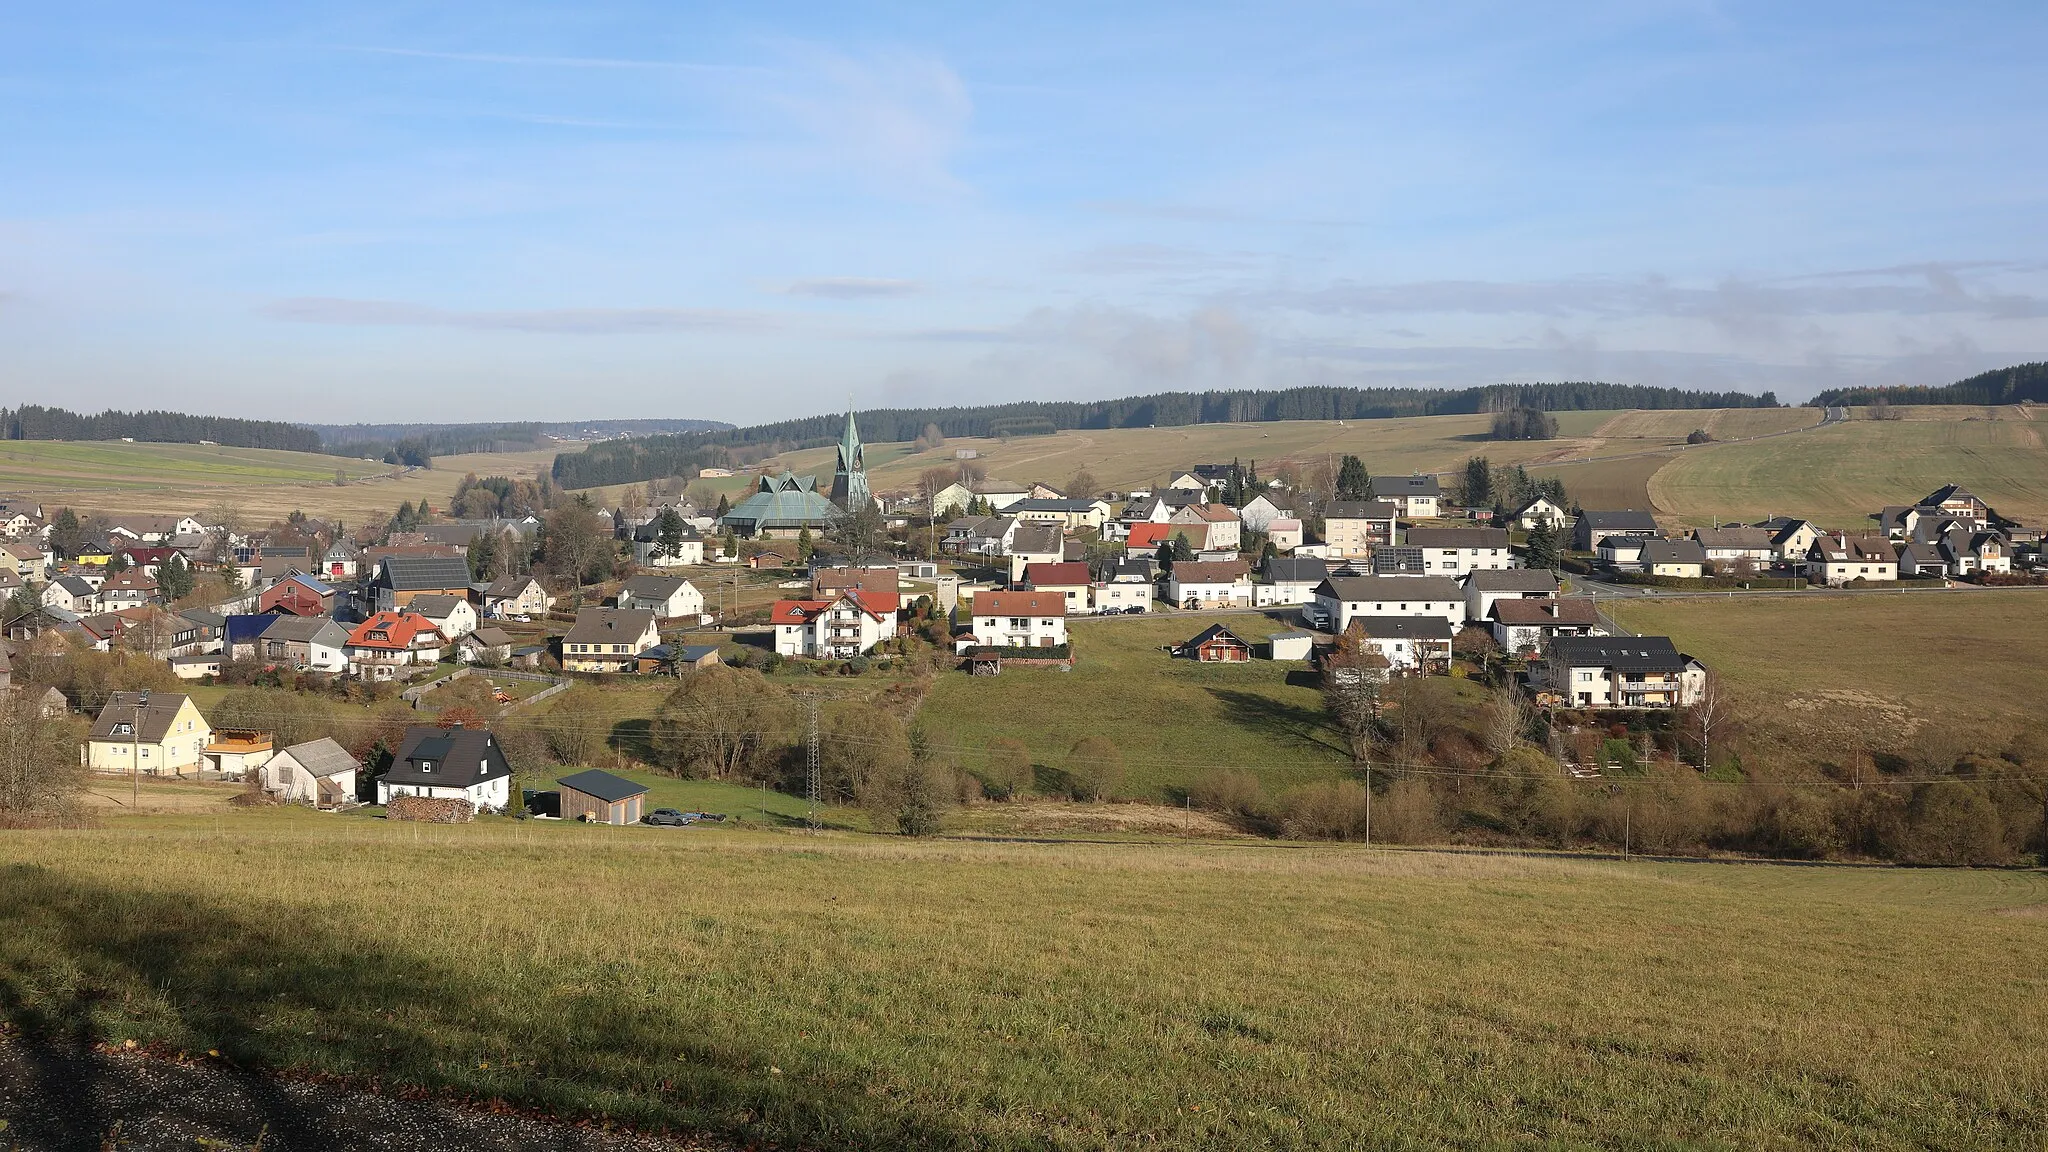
xmin=557 ymin=769 xmax=650 ymax=826
xmin=1178 ymin=624 xmax=1253 ymax=662
xmin=1268 ymin=630 xmax=1316 ymax=661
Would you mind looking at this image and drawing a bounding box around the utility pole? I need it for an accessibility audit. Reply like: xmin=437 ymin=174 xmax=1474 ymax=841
xmin=801 ymin=692 xmax=821 ymax=833
xmin=132 ymin=689 xmax=150 ymax=806
xmin=1364 ymin=759 xmax=1372 ymax=849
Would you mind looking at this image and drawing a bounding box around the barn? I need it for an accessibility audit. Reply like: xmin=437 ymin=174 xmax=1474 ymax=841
xmin=557 ymin=769 xmax=649 ymax=826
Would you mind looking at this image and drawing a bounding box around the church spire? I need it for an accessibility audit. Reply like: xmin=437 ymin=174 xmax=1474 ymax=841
xmin=829 ymin=401 xmax=870 ymax=512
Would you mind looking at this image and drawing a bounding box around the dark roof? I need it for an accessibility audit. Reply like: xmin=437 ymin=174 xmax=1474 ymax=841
xmin=1324 ymin=500 xmax=1400 ymax=520
xmin=1009 ymin=498 xmax=1105 ymax=513
xmin=1317 ymin=575 xmax=1463 ymax=601
xmin=224 ymin=614 xmax=278 ymax=646
xmin=1548 ymin=635 xmax=1692 ymax=673
xmin=259 ymin=616 xmax=348 ymax=645
xmin=1350 ymin=615 xmax=1456 ymax=640
xmin=1464 ymin=569 xmax=1558 ymax=593
xmin=1406 ymin=527 xmax=1509 ymax=548
xmin=621 ymin=574 xmax=688 ymax=599
xmin=485 ymin=575 xmax=540 ymax=598
xmin=1182 ymin=623 xmax=1252 ymax=649
xmin=563 ymin=607 xmax=657 ymax=647
xmin=1098 ymin=556 xmax=1153 ymax=582
xmin=407 ymin=593 xmax=468 ymax=619
xmin=379 ymin=554 xmax=474 ymax=591
xmin=1577 ymin=509 xmax=1660 ymax=532
xmin=675 ymin=644 xmax=721 ymax=662
xmin=1264 ymin=556 xmax=1329 ymax=584
xmin=1490 ymin=597 xmax=1600 ymax=626
xmin=89 ymin=691 xmax=197 ymax=743
xmin=383 ymin=726 xmax=511 ymax=789
xmin=1168 ymin=560 xmax=1251 ymax=584
xmin=557 ymin=768 xmax=649 ymax=804
xmin=276 ymin=737 xmax=360 ymax=778
xmin=1640 ymin=538 xmax=1708 ymax=565
xmin=1009 ymin=524 xmax=1064 ymax=555
xmin=52 ymin=576 xmax=96 ymax=597
xmin=1370 ymin=475 xmax=1442 ymax=498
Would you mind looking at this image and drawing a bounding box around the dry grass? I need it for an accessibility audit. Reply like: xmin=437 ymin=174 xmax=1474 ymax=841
xmin=1590 ymin=408 xmax=1820 ymax=440
xmin=0 ymin=819 xmax=2043 ymax=1149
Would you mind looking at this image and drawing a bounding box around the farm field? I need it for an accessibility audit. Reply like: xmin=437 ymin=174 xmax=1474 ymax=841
xmin=1650 ymin=416 xmax=2048 ymax=527
xmin=1589 ymin=407 xmax=1819 ymax=440
xmin=0 ymin=821 xmax=2042 ymax=1150
xmin=0 ymin=440 xmax=562 ymax=522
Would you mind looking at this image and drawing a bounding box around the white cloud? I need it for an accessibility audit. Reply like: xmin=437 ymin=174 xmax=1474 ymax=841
xmin=768 ymin=46 xmax=974 ymax=198
xmin=262 ymin=297 xmax=779 ymax=334
xmin=780 ymin=277 xmax=920 ymax=298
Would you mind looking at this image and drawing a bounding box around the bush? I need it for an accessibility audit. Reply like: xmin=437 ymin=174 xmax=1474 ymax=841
xmin=981 ymin=738 xmax=1033 ymax=800
xmin=1686 ymin=429 xmax=1712 ymax=444
xmin=1189 ymin=769 xmax=1267 ymax=822
xmin=1897 ymin=781 xmax=2008 ymax=866
xmin=1066 ymin=736 xmax=1124 ymax=801
xmin=1279 ymin=781 xmax=1371 ymax=840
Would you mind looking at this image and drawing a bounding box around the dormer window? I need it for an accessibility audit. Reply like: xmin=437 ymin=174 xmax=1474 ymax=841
xmin=419 ymin=761 xmax=434 ymax=773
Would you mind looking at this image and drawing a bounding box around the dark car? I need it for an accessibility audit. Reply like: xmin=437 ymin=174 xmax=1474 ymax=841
xmin=643 ymin=808 xmax=695 ymax=827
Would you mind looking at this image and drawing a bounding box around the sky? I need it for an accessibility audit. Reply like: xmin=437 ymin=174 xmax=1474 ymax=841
xmin=3 ymin=1 xmax=2046 ymax=425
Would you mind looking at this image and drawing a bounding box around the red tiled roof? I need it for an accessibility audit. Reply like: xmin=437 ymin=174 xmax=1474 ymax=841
xmin=1126 ymin=524 xmax=1171 ymax=549
xmin=770 ymin=599 xmax=832 ymax=624
xmin=976 ymin=591 xmax=1067 ymax=617
xmin=1022 ymin=561 xmax=1091 ymax=587
xmin=840 ymin=589 xmax=900 ymax=618
xmin=346 ymin=611 xmax=443 ymax=650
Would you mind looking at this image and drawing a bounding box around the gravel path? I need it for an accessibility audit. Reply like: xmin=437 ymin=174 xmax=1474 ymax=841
xmin=0 ymin=1039 xmax=720 ymax=1152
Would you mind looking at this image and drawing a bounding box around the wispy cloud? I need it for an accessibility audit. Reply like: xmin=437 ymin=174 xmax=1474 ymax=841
xmin=779 ymin=277 xmax=919 ymax=299
xmin=262 ymin=297 xmax=778 ymax=334
xmin=333 ymin=45 xmax=760 ymax=74
xmin=770 ymin=46 xmax=974 ymax=197
xmin=1059 ymin=243 xmax=1262 ymax=276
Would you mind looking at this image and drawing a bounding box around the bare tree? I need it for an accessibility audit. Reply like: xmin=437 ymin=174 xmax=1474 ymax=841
xmin=1688 ymin=668 xmax=1728 ymax=768
xmin=650 ymin=668 xmax=789 ymax=780
xmin=0 ymin=686 xmax=84 ymax=817
xmin=918 ymin=467 xmax=956 ymax=513
xmin=1066 ymin=469 xmax=1099 ymax=499
xmin=1483 ymin=679 xmax=1529 ymax=758
xmin=1322 ymin=627 xmax=1390 ymax=763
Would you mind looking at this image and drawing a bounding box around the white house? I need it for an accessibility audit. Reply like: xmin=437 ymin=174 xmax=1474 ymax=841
xmin=631 ymin=521 xmax=705 ymax=567
xmin=1168 ymin=505 xmax=1242 ymax=552
xmin=260 ymin=737 xmax=361 ymax=808
xmin=1347 ymin=616 xmax=1455 ymax=674
xmin=1806 ymin=536 xmax=1898 ymax=586
xmin=1309 ymin=576 xmax=1464 ymax=633
xmin=1462 ymin=569 xmax=1560 ymax=624
xmin=1536 ymin=636 xmax=1706 ymax=710
xmin=1166 ymin=559 xmax=1253 ymax=609
xmin=1239 ymin=494 xmax=1293 ymax=534
xmin=770 ymin=590 xmax=900 ymax=659
xmin=376 ymin=725 xmax=513 ymax=812
xmin=1370 ymin=475 xmax=1442 ymax=519
xmin=967 ymin=590 xmax=1068 ymax=649
xmin=1403 ymin=527 xmax=1513 ymax=578
xmin=42 ymin=576 xmax=98 ymax=614
xmin=1090 ymin=558 xmax=1153 ymax=613
xmin=1489 ymin=597 xmax=1603 ymax=656
xmin=561 ymin=608 xmax=662 ymax=674
xmin=1507 ymin=497 xmax=1570 ymax=532
xmin=1690 ymin=527 xmax=1776 ymax=570
xmin=1005 ymin=524 xmax=1066 ymax=584
xmin=407 ymin=593 xmax=478 ymax=640
xmin=483 ymin=575 xmax=552 ymax=618
xmin=1258 ymin=556 xmax=1330 ymax=607
xmin=1007 ymin=498 xmax=1112 ymax=533
xmin=1321 ymin=501 xmax=1400 ymax=557
xmin=618 ymin=574 xmax=705 ymax=620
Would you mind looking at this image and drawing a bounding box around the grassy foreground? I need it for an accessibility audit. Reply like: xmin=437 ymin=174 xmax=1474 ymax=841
xmin=1 ymin=818 xmax=2044 ymax=1150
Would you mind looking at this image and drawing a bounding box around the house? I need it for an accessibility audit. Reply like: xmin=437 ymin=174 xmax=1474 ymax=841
xmin=1258 ymin=555 xmax=1330 ymax=607
xmin=1370 ymin=475 xmax=1442 ymax=518
xmin=1124 ymin=522 xmax=1172 ymax=554
xmin=1489 ymin=597 xmax=1602 ymax=656
xmin=1008 ymin=498 xmax=1112 ymax=533
xmin=1265 ymin=518 xmax=1303 ymax=553
xmin=1268 ymin=630 xmax=1317 ymax=661
xmin=41 ymin=576 xmax=97 ymax=614
xmin=557 ymin=769 xmax=649 ymax=825
xmin=364 ymin=554 xmax=475 ymax=612
xmin=1896 ymin=541 xmax=1949 ymax=578
xmin=1403 ymin=527 xmax=1513 ymax=577
xmin=259 ymin=738 xmax=361 ymax=808
xmin=457 ymin=624 xmax=516 ymax=664
xmin=562 ymin=608 xmax=662 ymax=673
xmin=1236 ymin=494 xmax=1292 ymax=534
xmin=1919 ymin=484 xmax=1995 ymax=530
xmin=630 ymin=520 xmax=705 ymax=567
xmin=1346 ymin=616 xmax=1456 ymax=674
xmin=1321 ymin=501 xmax=1400 ymax=557
xmin=812 ymin=567 xmax=898 ymax=599
xmin=258 ymin=573 xmax=335 ymax=618
xmin=1166 ymin=559 xmax=1253 ymax=609
xmin=1640 ymin=538 xmax=1708 ymax=578
xmin=1537 ymin=636 xmax=1706 ymax=709
xmin=256 ymin=549 xmax=315 ymax=588
xmin=408 ymin=593 xmax=479 ymax=640
xmin=1167 ymin=504 xmax=1242 ymax=552
xmin=943 ymin=515 xmax=1017 ymax=559
xmin=110 ymin=546 xmax=179 ymax=579
xmin=1572 ymin=509 xmax=1661 ymax=553
xmin=1691 ymin=527 xmax=1777 ymax=571
xmin=1090 ymin=557 xmax=1153 ymax=613
xmin=1 ymin=541 xmax=46 ymax=581
xmin=1020 ymin=561 xmax=1095 ymax=613
xmin=772 ymin=590 xmax=900 ymax=658
xmin=317 ymin=540 xmax=362 ymax=581
xmin=1507 ymin=496 xmax=1570 ymax=532
xmin=482 ymin=575 xmax=552 ymax=618
xmin=1597 ymin=534 xmax=1652 ymax=573
xmin=1005 ymin=523 xmax=1066 ymax=584
xmin=1463 ymin=569 xmax=1560 ymax=624
xmin=1806 ymin=535 xmax=1898 ymax=586
xmin=965 ymin=590 xmax=1068 ymax=650
xmin=84 ymin=691 xmax=212 ymax=776
xmin=1165 ymin=471 xmax=1208 ymax=492
xmin=170 ymin=653 xmax=224 ymax=680
xmin=667 ymin=643 xmax=723 ymax=672
xmin=1119 ymin=494 xmax=1178 ymax=528
xmin=1309 ymin=576 xmax=1464 ymax=633
xmin=376 ymin=725 xmax=514 ymax=812
xmin=0 ymin=569 xmax=20 ymax=598
xmin=251 ymin=615 xmax=350 ymax=672
xmin=1177 ymin=624 xmax=1252 ymax=662
xmin=930 ymin=479 xmax=1031 ymax=518
xmin=106 ymin=515 xmax=206 ymax=544
xmin=176 ymin=607 xmax=225 ymax=653
xmin=618 ymin=574 xmax=705 ymax=621
xmin=96 ymin=571 xmax=159 ymax=611
xmin=201 ymin=729 xmax=274 ymax=779
xmin=344 ymin=611 xmax=448 ymax=679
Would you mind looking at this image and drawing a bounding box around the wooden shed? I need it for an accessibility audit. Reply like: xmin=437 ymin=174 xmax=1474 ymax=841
xmin=557 ymin=769 xmax=649 ymax=826
xmin=1178 ymin=624 xmax=1253 ymax=662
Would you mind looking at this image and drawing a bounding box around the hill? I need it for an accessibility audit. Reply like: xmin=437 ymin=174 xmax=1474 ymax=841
xmin=1812 ymin=361 xmax=2048 ymax=408
xmin=0 ymin=404 xmax=320 ymax=451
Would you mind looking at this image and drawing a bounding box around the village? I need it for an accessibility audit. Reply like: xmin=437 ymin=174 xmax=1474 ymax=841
xmin=0 ymin=406 xmax=2034 ymax=819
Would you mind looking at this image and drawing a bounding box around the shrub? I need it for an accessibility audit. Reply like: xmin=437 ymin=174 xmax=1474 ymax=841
xmin=1279 ymin=781 xmax=1371 ymax=840
xmin=982 ymin=738 xmax=1034 ymax=800
xmin=1374 ymin=778 xmax=1441 ymax=844
xmin=1189 ymin=769 xmax=1266 ymax=822
xmin=1897 ymin=781 xmax=2008 ymax=866
xmin=1066 ymin=736 xmax=1124 ymax=801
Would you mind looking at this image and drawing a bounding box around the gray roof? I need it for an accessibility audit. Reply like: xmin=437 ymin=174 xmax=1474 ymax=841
xmin=1350 ymin=615 xmax=1456 ymax=640
xmin=383 ymin=726 xmax=512 ymax=789
xmin=1464 ymin=569 xmax=1558 ymax=593
xmin=557 ymin=768 xmax=649 ymax=804
xmin=1692 ymin=527 xmax=1774 ymax=549
xmin=407 ymin=593 xmax=468 ymax=619
xmin=1405 ymin=527 xmax=1509 ymax=548
xmin=1548 ymin=635 xmax=1692 ymax=673
xmin=276 ymin=737 xmax=360 ymax=778
xmin=1264 ymin=556 xmax=1330 ymax=585
xmin=257 ymin=616 xmax=349 ymax=646
xmin=1009 ymin=523 xmax=1064 ymax=556
xmin=1370 ymin=475 xmax=1442 ymax=498
xmin=563 ymin=607 xmax=657 ymax=647
xmin=53 ymin=576 xmax=96 ymax=597
xmin=379 ymin=554 xmax=475 ymax=591
xmin=88 ymin=691 xmax=196 ymax=743
xmin=1009 ymin=498 xmax=1104 ymax=513
xmin=1577 ymin=509 xmax=1660 ymax=532
xmin=484 ymin=575 xmax=540 ymax=599
xmin=1317 ymin=575 xmax=1463 ymax=602
xmin=1641 ymin=538 xmax=1708 ymax=565
xmin=621 ymin=574 xmax=687 ymax=599
xmin=1324 ymin=500 xmax=1400 ymax=520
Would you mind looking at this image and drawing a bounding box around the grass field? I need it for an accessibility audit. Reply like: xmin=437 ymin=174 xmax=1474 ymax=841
xmin=1589 ymin=408 xmax=1820 ymax=440
xmin=1650 ymin=417 xmax=2048 ymax=527
xmin=0 ymin=821 xmax=2042 ymax=1150
xmin=0 ymin=441 xmax=562 ymax=522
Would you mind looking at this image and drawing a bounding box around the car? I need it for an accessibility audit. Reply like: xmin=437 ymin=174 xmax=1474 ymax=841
xmin=643 ymin=808 xmax=695 ymax=827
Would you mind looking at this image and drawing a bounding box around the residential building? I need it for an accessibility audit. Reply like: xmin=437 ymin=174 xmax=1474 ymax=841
xmin=618 ymin=574 xmax=705 ymax=620
xmin=1321 ymin=501 xmax=1399 ymax=557
xmin=1239 ymin=494 xmax=1293 ymax=533
xmin=317 ymin=540 xmax=362 ymax=581
xmin=1005 ymin=523 xmax=1066 ymax=584
xmin=1265 ymin=518 xmax=1303 ymax=553
xmin=967 ymin=590 xmax=1068 ymax=649
xmin=1507 ymin=497 xmax=1570 ymax=532
xmin=1806 ymin=536 xmax=1899 ymax=586
xmin=1489 ymin=597 xmax=1602 ymax=655
xmin=201 ymin=729 xmax=274 ymax=779
xmin=1919 ymin=484 xmax=1995 ymax=530
xmin=1537 ymin=636 xmax=1706 ymax=709
xmin=253 ymin=615 xmax=350 ymax=672
xmin=812 ymin=566 xmax=899 ymax=599
xmin=106 ymin=515 xmax=207 ymax=544
xmin=1166 ymin=559 xmax=1253 ymax=609
xmin=364 ymin=554 xmax=475 ymax=613
xmin=1641 ymin=538 xmax=1708 ymax=578
xmin=257 ymin=574 xmax=335 ymax=618
xmin=259 ymin=738 xmax=361 ymax=808
xmin=561 ymin=608 xmax=662 ymax=673
xmin=1268 ymin=630 xmax=1317 ymax=661
xmin=344 ymin=611 xmax=448 ymax=679
xmin=84 ymin=691 xmax=212 ymax=776
xmin=1404 ymin=527 xmax=1513 ymax=577
xmin=376 ymin=725 xmax=514 ymax=812
xmin=943 ymin=515 xmax=1017 ymax=559
xmin=41 ymin=576 xmax=96 ymax=614
xmin=1017 ymin=560 xmax=1092 ymax=614
xmin=408 ymin=593 xmax=479 ymax=640
xmin=1346 ymin=616 xmax=1456 ymax=674
xmin=930 ymin=479 xmax=1031 ymax=518
xmin=1258 ymin=555 xmax=1330 ymax=607
xmin=1309 ymin=576 xmax=1464 ymax=632
xmin=1124 ymin=522 xmax=1172 ymax=554
xmin=1008 ymin=498 xmax=1113 ymax=533
xmin=1369 ymin=475 xmax=1442 ymax=518
xmin=1368 ymin=546 xmax=1427 ymax=576
xmin=482 ymin=575 xmax=552 ymax=618
xmin=1 ymin=541 xmax=46 ymax=581
xmin=772 ymin=590 xmax=900 ymax=659
xmin=457 ymin=625 xmax=516 ymax=665
xmin=1168 ymin=504 xmax=1243 ymax=552
xmin=557 ymin=769 xmax=649 ymax=825
xmin=630 ymin=520 xmax=705 ymax=567
xmin=1691 ymin=527 xmax=1776 ymax=571
xmin=1572 ymin=509 xmax=1661 ymax=553
xmin=1597 ymin=534 xmax=1652 ymax=573
xmin=1090 ymin=560 xmax=1153 ymax=613
xmin=1463 ymin=569 xmax=1561 ymax=624
xmin=97 ymin=571 xmax=159 ymax=611
xmin=1176 ymin=624 xmax=1253 ymax=662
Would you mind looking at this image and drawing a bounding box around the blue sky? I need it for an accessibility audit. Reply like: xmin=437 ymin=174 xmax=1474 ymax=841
xmin=3 ymin=2 xmax=2045 ymax=424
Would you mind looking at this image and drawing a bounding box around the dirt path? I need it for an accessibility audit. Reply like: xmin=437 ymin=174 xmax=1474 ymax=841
xmin=0 ymin=1038 xmax=716 ymax=1152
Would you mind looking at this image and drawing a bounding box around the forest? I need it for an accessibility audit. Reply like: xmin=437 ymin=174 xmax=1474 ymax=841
xmin=553 ymin=381 xmax=1780 ymax=488
xmin=0 ymin=405 xmax=321 ymax=451
xmin=308 ymin=417 xmax=731 ymax=461
xmin=1811 ymin=361 xmax=2048 ymax=408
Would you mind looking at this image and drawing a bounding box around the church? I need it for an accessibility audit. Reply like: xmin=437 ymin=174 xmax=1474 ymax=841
xmin=717 ymin=405 xmax=872 ymax=539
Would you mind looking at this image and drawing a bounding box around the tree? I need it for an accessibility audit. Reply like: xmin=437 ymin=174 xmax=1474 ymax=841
xmin=1462 ymin=456 xmax=1494 ymax=509
xmin=0 ymin=687 xmax=84 ymax=818
xmin=1687 ymin=669 xmax=1728 ymax=769
xmin=1067 ymin=469 xmax=1098 ymax=499
xmin=106 ymin=551 xmax=130 ymax=575
xmin=1323 ymin=626 xmax=1390 ymax=763
xmin=983 ymin=738 xmax=1033 ymax=800
xmin=650 ymin=668 xmax=787 ymax=781
xmin=1335 ymin=455 xmax=1371 ymax=500
xmin=1155 ymin=541 xmax=1175 ymax=574
xmin=1169 ymin=533 xmax=1196 ymax=562
xmin=1524 ymin=522 xmax=1561 ymax=571
xmin=836 ymin=501 xmax=885 ymax=555
xmin=1491 ymin=407 xmax=1558 ymax=441
xmin=1483 ymin=680 xmax=1529 ymax=758
xmin=654 ymin=508 xmax=687 ymax=562
xmin=48 ymin=508 xmax=83 ymax=560
xmin=540 ymin=496 xmax=613 ymax=590
xmin=918 ymin=467 xmax=956 ymax=513
xmin=796 ymin=527 xmax=815 ymax=562
xmin=467 ymin=530 xmax=501 ymax=582
xmin=922 ymin=422 xmax=946 ymax=448
xmin=715 ymin=493 xmax=731 ymax=518
xmin=1067 ymin=736 xmax=1124 ymax=801
xmin=1686 ymin=429 xmax=1713 ymax=444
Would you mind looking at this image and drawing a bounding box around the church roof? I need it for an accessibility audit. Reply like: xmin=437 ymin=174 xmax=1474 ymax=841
xmin=722 ymin=472 xmax=840 ymax=530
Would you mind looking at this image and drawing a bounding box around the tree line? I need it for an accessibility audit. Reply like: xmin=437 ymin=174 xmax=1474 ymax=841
xmin=0 ymin=405 xmax=321 ymax=452
xmin=551 ymin=382 xmax=1781 ymax=489
xmin=1811 ymin=361 xmax=2048 ymax=408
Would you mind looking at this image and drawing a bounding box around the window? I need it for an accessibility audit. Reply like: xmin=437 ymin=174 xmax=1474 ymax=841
xmin=420 ymin=761 xmax=434 ymax=773
xmin=1578 ymin=671 xmax=1594 ymax=682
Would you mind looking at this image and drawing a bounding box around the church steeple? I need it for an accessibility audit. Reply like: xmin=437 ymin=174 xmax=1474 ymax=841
xmin=829 ymin=402 xmax=870 ymax=512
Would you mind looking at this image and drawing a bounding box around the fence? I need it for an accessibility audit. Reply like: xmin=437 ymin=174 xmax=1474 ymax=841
xmin=399 ymin=664 xmax=570 ymax=712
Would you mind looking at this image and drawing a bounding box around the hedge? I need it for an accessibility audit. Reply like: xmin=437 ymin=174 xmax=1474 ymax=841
xmin=964 ymin=644 xmax=1072 ymax=660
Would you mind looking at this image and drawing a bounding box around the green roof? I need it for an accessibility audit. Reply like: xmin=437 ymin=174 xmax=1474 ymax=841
xmin=720 ymin=472 xmax=840 ymax=531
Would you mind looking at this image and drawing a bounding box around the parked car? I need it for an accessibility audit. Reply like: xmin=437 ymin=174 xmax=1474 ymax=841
xmin=643 ymin=808 xmax=694 ymax=827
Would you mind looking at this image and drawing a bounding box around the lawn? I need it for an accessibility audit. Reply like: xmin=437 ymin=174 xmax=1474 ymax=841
xmin=510 ymin=765 xmax=832 ymax=830
xmin=0 ymin=822 xmax=2042 ymax=1150
xmin=1648 ymin=415 xmax=2048 ymax=527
